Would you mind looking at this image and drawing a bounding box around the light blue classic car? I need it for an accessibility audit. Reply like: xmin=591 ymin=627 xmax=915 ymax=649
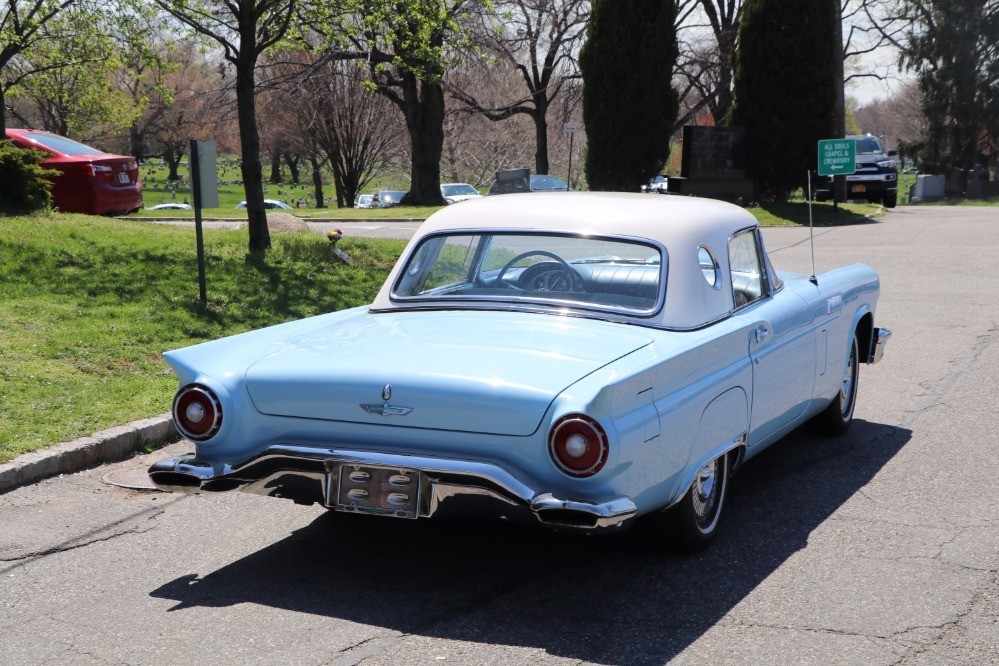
xmin=150 ymin=193 xmax=889 ymax=550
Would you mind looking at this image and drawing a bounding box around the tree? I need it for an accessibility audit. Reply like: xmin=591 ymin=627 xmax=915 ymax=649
xmin=1 ymin=0 xmax=82 ymax=136
xmin=443 ymin=62 xmax=540 ymax=186
xmin=728 ymin=0 xmax=839 ymax=199
xmin=291 ymin=59 xmax=402 ymax=207
xmin=6 ymin=6 xmax=145 ymax=141
xmin=152 ymin=0 xmax=300 ymax=253
xmin=144 ymin=42 xmax=234 ymax=181
xmin=327 ymin=0 xmax=473 ymax=206
xmin=674 ymin=1 xmax=743 ymax=127
xmin=854 ymin=81 xmax=927 ymax=149
xmin=897 ymin=0 xmax=998 ymax=175
xmin=450 ymin=0 xmax=589 ymax=175
xmin=579 ymin=0 xmax=679 ymax=191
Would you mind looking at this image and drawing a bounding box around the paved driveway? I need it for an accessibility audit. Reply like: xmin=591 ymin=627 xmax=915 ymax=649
xmin=2 ymin=206 xmax=996 ymax=665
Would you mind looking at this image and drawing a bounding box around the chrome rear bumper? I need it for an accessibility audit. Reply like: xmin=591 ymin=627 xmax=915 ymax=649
xmin=148 ymin=445 xmax=637 ymax=533
xmin=867 ymin=327 xmax=891 ymax=364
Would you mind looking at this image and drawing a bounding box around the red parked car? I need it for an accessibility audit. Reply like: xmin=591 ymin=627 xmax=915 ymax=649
xmin=5 ymin=129 xmax=142 ymax=215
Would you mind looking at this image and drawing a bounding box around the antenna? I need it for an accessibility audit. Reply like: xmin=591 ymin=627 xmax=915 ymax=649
xmin=807 ymin=170 xmax=818 ymax=285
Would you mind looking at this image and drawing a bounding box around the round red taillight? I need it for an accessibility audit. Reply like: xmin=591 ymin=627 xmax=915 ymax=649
xmin=173 ymin=384 xmax=222 ymax=442
xmin=549 ymin=414 xmax=608 ymax=477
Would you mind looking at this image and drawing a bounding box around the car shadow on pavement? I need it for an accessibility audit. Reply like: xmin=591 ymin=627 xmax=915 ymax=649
xmin=150 ymin=419 xmax=911 ymax=665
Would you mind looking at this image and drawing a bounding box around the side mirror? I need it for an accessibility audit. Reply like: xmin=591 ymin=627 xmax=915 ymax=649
xmin=887 ymin=149 xmax=898 ymax=157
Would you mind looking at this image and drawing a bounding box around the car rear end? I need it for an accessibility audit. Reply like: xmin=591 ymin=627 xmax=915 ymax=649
xmin=6 ymin=129 xmax=143 ymax=215
xmin=48 ymin=155 xmax=142 ymax=215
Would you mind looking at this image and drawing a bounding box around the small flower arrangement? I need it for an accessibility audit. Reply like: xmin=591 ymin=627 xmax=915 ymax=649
xmin=327 ymin=228 xmax=351 ymax=264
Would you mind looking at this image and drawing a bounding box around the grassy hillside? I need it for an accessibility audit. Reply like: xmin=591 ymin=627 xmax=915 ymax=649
xmin=0 ymin=213 xmax=405 ymax=462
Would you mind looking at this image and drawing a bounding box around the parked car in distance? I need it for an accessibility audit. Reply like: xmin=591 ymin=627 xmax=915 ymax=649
xmin=146 ymin=202 xmax=192 ymax=211
xmin=5 ymin=128 xmax=143 ymax=215
xmin=354 ymin=194 xmax=374 ymax=209
xmin=235 ymin=199 xmax=293 ymax=210
xmin=373 ymin=189 xmax=406 ymax=208
xmin=902 ymin=168 xmax=919 ymax=175
xmin=642 ymin=175 xmax=669 ymax=193
xmin=441 ymin=183 xmax=483 ymax=204
xmin=814 ymin=134 xmax=898 ymax=208
xmin=487 ymin=168 xmax=570 ymax=195
xmin=150 ymin=193 xmax=890 ymax=552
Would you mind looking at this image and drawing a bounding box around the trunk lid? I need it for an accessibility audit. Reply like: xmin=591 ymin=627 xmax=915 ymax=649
xmin=245 ymin=310 xmax=653 ymax=436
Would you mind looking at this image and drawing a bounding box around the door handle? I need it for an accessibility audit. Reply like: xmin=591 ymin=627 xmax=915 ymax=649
xmin=755 ymin=325 xmax=770 ymax=343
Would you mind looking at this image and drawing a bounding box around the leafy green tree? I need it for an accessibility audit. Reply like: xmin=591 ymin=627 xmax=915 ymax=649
xmin=0 ymin=141 xmax=56 ymax=214
xmin=579 ymin=0 xmax=679 ymax=191
xmin=151 ymin=0 xmax=301 ymax=253
xmin=327 ymin=0 xmax=474 ymax=206
xmin=898 ymin=0 xmax=998 ymax=175
xmin=0 ymin=0 xmax=82 ymax=137
xmin=728 ymin=0 xmax=839 ymax=199
xmin=6 ymin=6 xmax=145 ymax=141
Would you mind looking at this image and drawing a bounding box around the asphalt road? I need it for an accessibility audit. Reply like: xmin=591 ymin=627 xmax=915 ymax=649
xmin=2 ymin=206 xmax=997 ymax=665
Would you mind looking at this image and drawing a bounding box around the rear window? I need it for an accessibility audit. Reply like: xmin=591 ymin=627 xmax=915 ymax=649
xmin=442 ymin=184 xmax=479 ymax=197
xmin=530 ymin=175 xmax=568 ymax=191
xmin=21 ymin=133 xmax=105 ymax=156
xmin=393 ymin=232 xmax=664 ymax=315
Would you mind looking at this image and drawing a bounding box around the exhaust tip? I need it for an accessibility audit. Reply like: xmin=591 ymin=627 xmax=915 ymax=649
xmin=149 ymin=471 xmax=202 ymax=493
xmin=536 ymin=508 xmax=599 ymax=529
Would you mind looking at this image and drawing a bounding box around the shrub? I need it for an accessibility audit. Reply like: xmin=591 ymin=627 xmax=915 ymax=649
xmin=0 ymin=140 xmax=56 ymax=215
xmin=580 ymin=0 xmax=679 ymax=192
xmin=728 ymin=0 xmax=839 ymax=200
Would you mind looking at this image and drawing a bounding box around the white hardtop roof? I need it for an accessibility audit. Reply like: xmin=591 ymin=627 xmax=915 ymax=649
xmin=415 ymin=191 xmax=755 ymax=242
xmin=371 ymin=192 xmax=760 ymax=328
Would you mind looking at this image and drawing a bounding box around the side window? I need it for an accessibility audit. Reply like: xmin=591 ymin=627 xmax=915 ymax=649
xmin=729 ymin=230 xmax=764 ymax=308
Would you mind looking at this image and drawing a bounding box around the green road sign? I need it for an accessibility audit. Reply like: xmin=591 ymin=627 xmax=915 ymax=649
xmin=817 ymin=138 xmax=857 ymax=176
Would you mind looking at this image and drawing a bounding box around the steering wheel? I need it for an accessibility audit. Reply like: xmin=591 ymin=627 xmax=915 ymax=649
xmin=495 ymin=250 xmax=585 ymax=293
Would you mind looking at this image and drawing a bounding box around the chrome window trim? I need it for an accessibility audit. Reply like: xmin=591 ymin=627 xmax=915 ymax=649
xmin=369 ymin=301 xmax=736 ymax=333
xmin=697 ymin=244 xmax=722 ymax=290
xmin=389 ymin=228 xmax=669 ymax=320
xmin=726 ymin=226 xmax=770 ymax=314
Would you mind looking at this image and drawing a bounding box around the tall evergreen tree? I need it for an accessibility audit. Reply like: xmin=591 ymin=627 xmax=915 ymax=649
xmin=899 ymin=0 xmax=999 ymax=175
xmin=579 ymin=0 xmax=679 ymax=192
xmin=728 ymin=0 xmax=839 ymax=199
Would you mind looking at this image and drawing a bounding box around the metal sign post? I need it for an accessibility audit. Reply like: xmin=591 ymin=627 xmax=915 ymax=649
xmin=807 ymin=170 xmax=817 ymax=285
xmin=188 ymin=140 xmax=219 ymax=304
xmin=564 ymin=122 xmax=583 ymax=190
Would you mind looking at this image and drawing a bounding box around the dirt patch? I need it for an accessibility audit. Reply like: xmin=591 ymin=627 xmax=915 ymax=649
xmin=266 ymin=212 xmax=309 ymax=233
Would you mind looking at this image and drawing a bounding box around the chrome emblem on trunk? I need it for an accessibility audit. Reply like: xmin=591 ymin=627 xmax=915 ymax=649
xmin=361 ymin=404 xmax=413 ymax=416
xmin=361 ymin=384 xmax=413 ymax=416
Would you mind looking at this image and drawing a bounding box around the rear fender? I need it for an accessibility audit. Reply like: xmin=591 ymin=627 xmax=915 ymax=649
xmin=667 ymin=387 xmax=748 ymax=507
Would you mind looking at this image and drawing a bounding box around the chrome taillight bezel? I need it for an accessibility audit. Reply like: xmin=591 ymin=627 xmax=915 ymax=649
xmin=173 ymin=383 xmax=223 ymax=442
xmin=548 ymin=413 xmax=609 ymax=478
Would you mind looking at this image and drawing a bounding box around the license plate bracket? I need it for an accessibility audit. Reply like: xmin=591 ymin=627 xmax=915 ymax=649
xmin=335 ymin=464 xmax=421 ymax=519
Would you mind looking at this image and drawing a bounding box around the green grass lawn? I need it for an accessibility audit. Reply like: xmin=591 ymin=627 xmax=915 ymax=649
xmin=136 ymin=159 xmax=442 ymax=218
xmin=0 ymin=213 xmax=406 ymax=463
xmin=750 ymin=200 xmax=883 ymax=226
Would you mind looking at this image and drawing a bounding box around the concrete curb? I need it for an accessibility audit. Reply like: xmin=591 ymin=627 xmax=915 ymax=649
xmin=0 ymin=414 xmax=180 ymax=495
